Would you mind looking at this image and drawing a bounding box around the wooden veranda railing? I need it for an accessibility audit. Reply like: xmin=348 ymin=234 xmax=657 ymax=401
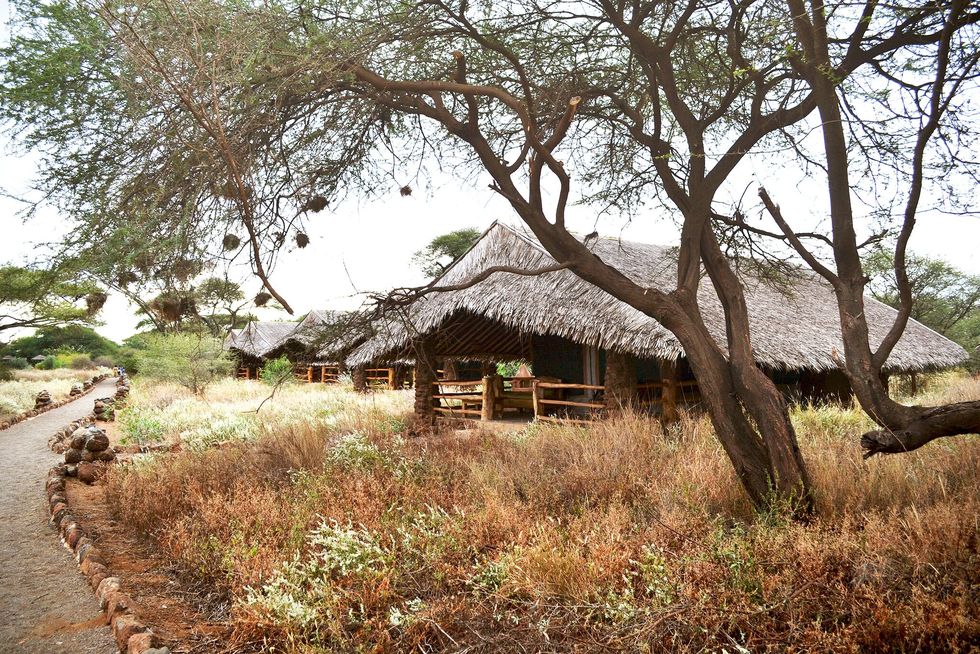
xmin=432 ymin=379 xmax=486 ymax=418
xmin=531 ymin=381 xmax=605 ymax=425
xmin=428 ymin=374 xmax=703 ymax=425
xmin=237 ymin=366 xmax=258 ymax=380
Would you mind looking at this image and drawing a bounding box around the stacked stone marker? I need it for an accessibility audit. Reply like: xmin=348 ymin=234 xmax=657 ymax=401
xmin=63 ymin=425 xmax=116 ymax=483
xmin=34 ymin=390 xmax=53 ymax=411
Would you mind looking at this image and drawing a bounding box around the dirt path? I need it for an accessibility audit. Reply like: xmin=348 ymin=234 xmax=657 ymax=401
xmin=0 ymin=379 xmax=117 ymax=653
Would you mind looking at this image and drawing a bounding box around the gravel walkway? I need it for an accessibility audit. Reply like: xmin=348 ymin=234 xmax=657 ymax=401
xmin=0 ymin=379 xmax=117 ymax=653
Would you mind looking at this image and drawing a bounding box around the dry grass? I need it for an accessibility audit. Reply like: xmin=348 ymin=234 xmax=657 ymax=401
xmin=0 ymin=368 xmax=107 ymax=420
xmin=105 ymin=374 xmax=980 ymax=653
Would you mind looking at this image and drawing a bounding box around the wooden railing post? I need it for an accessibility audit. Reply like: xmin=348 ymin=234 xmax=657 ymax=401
xmin=532 ymin=379 xmax=541 ymax=418
xmin=307 ymin=366 xmax=313 ymax=383
xmin=387 ymin=367 xmax=396 ymax=390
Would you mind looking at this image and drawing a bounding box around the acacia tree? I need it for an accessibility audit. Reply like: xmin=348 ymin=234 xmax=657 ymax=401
xmin=0 ymin=264 xmax=104 ymax=333
xmin=412 ymin=228 xmax=482 ymax=277
xmin=3 ymin=0 xmax=979 ymax=510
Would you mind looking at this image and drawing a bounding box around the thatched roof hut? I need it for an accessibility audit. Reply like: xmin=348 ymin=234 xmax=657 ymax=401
xmin=349 ymin=222 xmax=966 ymax=374
xmin=226 ymin=321 xmax=297 ymax=361
xmin=267 ymin=310 xmax=373 ymax=364
xmin=226 ymin=311 xmax=373 ymax=369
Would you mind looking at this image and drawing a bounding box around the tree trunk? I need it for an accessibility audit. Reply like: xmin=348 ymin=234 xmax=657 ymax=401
xmin=604 ymin=350 xmax=637 ymax=411
xmin=352 ymin=365 xmax=367 ymax=393
xmin=413 ymin=340 xmax=438 ymax=428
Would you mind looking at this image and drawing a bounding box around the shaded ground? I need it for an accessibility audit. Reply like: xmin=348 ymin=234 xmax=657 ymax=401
xmin=0 ymin=378 xmax=116 ymax=653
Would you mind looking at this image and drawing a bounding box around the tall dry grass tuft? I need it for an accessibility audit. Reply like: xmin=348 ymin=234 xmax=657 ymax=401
xmin=105 ymin=374 xmax=980 ymax=652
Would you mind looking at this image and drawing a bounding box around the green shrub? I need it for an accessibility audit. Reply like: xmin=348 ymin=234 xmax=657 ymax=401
xmin=36 ymin=355 xmax=57 ymax=369
xmin=136 ymin=333 xmax=233 ymax=394
xmin=5 ymin=357 xmax=29 ymax=370
xmin=69 ymin=353 xmax=95 ymax=369
xmin=260 ymin=356 xmax=295 ymax=387
xmin=0 ymin=366 xmax=13 ymax=382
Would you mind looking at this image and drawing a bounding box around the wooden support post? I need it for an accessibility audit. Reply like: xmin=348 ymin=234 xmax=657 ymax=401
xmin=387 ymin=367 xmax=396 ymax=390
xmin=413 ymin=341 xmax=438 ymax=427
xmin=661 ymin=359 xmax=679 ymax=423
xmin=604 ymin=350 xmax=638 ymax=411
xmin=352 ymin=365 xmax=368 ymax=393
xmin=480 ymin=375 xmax=496 ymax=421
xmin=532 ymin=379 xmax=541 ymax=418
xmin=307 ymin=366 xmax=313 ymax=383
xmin=320 ymin=366 xmax=327 ymax=383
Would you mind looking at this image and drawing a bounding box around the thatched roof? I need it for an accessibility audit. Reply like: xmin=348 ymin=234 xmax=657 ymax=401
xmin=227 ymin=311 xmax=372 ymax=363
xmin=226 ymin=321 xmax=297 ymax=359
xmin=348 ymin=222 xmax=967 ymax=373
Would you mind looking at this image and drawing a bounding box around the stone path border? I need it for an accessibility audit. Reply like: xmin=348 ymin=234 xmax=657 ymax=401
xmin=45 ymin=423 xmax=170 ymax=654
xmin=0 ymin=373 xmax=109 ymax=431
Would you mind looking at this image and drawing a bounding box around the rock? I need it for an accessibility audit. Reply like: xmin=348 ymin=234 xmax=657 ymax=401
xmin=85 ymin=431 xmax=111 ymax=452
xmin=111 ymin=613 xmax=147 ymax=651
xmin=96 ymin=450 xmax=117 ymax=462
xmin=70 ymin=382 xmax=84 ymax=396
xmin=81 ymin=450 xmax=97 ymax=462
xmin=64 ymin=448 xmax=84 ymax=464
xmin=105 ymin=590 xmax=133 ymax=618
xmin=70 ymin=428 xmax=89 ymax=450
xmin=127 ymin=632 xmax=156 ymax=654
xmin=66 ymin=526 xmax=85 ymax=549
xmin=82 ymin=559 xmax=109 ymax=580
xmin=77 ymin=462 xmax=106 ymax=484
xmin=65 ymin=464 xmax=78 ymax=477
xmin=97 ymin=577 xmax=121 ymax=607
xmin=83 ymin=380 xmax=92 ymax=390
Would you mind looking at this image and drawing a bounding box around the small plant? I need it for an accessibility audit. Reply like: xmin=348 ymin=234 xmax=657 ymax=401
xmin=326 ymin=431 xmax=384 ymax=470
xmin=260 ymin=356 xmax=295 ymax=387
xmin=181 ymin=414 xmax=256 ymax=450
xmin=244 ymin=520 xmax=389 ymax=630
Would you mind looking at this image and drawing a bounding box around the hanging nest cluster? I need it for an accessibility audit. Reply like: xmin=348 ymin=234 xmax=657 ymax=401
xmin=399 ymin=185 xmax=413 ymax=197
xmin=172 ymin=257 xmax=202 ymax=282
xmin=133 ymin=251 xmax=157 ymax=275
xmin=222 ymin=233 xmax=241 ymax=251
xmin=254 ymin=292 xmax=272 ymax=307
xmin=116 ymin=270 xmax=139 ymax=287
xmin=149 ymin=293 xmax=197 ymax=322
xmin=214 ymin=180 xmax=254 ymax=200
xmin=295 ymin=232 xmax=310 ymax=248
xmin=302 ymin=196 xmax=328 ymax=213
xmin=85 ymin=292 xmax=108 ymax=316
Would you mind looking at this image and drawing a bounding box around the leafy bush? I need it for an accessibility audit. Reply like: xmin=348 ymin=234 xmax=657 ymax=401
xmin=244 ymin=520 xmax=390 ymax=630
xmin=136 ymin=333 xmax=233 ymax=394
xmin=36 ymin=355 xmax=56 ymax=370
xmin=118 ymin=406 xmax=169 ymax=445
xmin=260 ymin=356 xmax=295 ymax=387
xmin=69 ymin=353 xmax=94 ymax=369
xmin=4 ymin=357 xmax=29 ymax=370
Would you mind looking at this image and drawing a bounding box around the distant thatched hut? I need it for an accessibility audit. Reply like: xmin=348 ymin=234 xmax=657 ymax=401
xmin=348 ymin=222 xmax=967 ymax=423
xmin=225 ymin=311 xmax=374 ymax=382
xmin=225 ymin=321 xmax=298 ymax=379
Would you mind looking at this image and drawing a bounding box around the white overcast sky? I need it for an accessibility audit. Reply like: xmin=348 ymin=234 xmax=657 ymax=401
xmin=2 ymin=0 xmax=978 ymax=344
